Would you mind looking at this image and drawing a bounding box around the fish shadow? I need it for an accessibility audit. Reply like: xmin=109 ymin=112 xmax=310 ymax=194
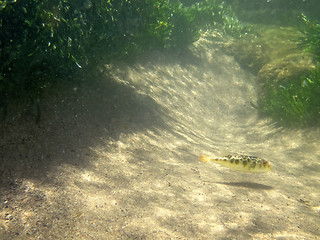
xmin=216 ymin=181 xmax=273 ymax=190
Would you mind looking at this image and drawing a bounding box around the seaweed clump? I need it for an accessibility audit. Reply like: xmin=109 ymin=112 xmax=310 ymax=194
xmin=259 ymin=63 xmax=320 ymax=127
xmin=255 ymin=15 xmax=320 ymax=128
xmin=0 ymin=0 xmax=242 ymax=122
xmin=300 ymin=14 xmax=320 ymax=60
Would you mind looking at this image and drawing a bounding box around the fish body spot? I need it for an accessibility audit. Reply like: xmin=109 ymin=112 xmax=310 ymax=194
xmin=200 ymin=154 xmax=271 ymax=173
xmin=251 ymin=162 xmax=256 ymax=169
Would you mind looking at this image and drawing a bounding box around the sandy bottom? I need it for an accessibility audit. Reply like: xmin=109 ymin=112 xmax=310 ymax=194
xmin=1 ymin=36 xmax=320 ymax=239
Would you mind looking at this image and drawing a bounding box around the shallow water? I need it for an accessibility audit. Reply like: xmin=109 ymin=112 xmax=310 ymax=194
xmin=1 ymin=35 xmax=319 ymax=239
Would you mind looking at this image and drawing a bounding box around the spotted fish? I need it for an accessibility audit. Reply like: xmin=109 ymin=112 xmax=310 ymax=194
xmin=199 ymin=154 xmax=271 ymax=173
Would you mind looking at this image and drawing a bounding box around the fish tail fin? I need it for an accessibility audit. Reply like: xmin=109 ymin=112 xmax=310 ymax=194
xmin=199 ymin=155 xmax=211 ymax=163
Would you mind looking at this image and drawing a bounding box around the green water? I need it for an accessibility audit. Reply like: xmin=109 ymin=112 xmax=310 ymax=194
xmin=1 ymin=1 xmax=320 ymax=239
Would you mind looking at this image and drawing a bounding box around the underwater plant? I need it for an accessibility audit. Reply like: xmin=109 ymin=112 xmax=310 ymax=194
xmin=0 ymin=0 xmax=249 ymax=123
xmin=0 ymin=0 xmax=244 ymax=121
xmin=259 ymin=64 xmax=320 ymax=127
xmin=192 ymin=0 xmax=247 ymax=38
xmin=300 ymin=14 xmax=320 ymax=60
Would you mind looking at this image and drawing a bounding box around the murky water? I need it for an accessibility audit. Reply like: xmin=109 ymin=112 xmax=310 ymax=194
xmin=1 ymin=34 xmax=320 ymax=239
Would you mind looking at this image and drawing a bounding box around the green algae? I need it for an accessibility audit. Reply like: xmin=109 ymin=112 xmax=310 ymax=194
xmin=259 ymin=64 xmax=320 ymax=127
xmin=221 ymin=23 xmax=319 ymax=127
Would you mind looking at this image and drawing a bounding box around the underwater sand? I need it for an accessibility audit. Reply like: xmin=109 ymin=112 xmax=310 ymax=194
xmin=1 ymin=35 xmax=320 ymax=239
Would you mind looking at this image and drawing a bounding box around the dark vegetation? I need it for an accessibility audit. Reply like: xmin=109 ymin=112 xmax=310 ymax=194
xmin=0 ymin=0 xmax=319 ymax=127
xmin=227 ymin=0 xmax=320 ymax=26
xmin=259 ymin=65 xmax=320 ymax=127
xmin=0 ymin=0 xmax=244 ymax=122
xmin=258 ymin=14 xmax=320 ymax=127
xmin=227 ymin=0 xmax=320 ymax=127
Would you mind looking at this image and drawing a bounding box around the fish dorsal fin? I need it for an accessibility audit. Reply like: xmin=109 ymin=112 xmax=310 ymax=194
xmin=220 ymin=148 xmax=230 ymax=157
